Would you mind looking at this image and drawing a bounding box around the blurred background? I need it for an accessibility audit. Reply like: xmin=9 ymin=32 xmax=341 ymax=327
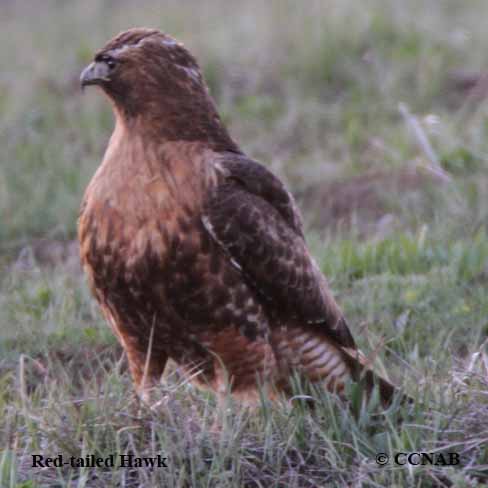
xmin=2 ymin=1 xmax=488 ymax=485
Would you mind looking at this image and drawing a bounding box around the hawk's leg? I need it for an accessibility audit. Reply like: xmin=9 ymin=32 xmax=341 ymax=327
xmin=125 ymin=346 xmax=169 ymax=408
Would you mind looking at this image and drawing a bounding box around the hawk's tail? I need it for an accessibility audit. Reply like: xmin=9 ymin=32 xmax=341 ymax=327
xmin=340 ymin=346 xmax=411 ymax=407
xmin=271 ymin=326 xmax=411 ymax=407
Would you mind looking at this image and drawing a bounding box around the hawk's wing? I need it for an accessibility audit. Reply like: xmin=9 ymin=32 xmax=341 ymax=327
xmin=203 ymin=154 xmax=356 ymax=350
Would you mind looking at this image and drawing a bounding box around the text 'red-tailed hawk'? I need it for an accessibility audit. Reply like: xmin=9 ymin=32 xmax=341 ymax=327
xmin=79 ymin=28 xmax=399 ymax=406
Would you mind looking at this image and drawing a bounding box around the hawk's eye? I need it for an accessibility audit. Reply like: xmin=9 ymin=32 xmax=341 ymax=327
xmin=99 ymin=55 xmax=116 ymax=69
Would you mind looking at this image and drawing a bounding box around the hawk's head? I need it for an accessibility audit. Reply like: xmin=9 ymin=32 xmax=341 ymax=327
xmin=80 ymin=28 xmax=204 ymax=108
xmin=80 ymin=28 xmax=237 ymax=149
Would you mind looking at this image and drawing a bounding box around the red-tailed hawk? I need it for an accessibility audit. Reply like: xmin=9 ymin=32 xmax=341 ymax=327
xmin=79 ymin=28 xmax=400 ymax=407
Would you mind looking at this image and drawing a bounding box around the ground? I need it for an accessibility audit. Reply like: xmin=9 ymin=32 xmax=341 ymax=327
xmin=1 ymin=1 xmax=488 ymax=486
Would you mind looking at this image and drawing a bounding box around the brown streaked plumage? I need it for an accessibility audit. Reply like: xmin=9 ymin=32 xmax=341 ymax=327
xmin=78 ymin=28 xmax=401 ymax=406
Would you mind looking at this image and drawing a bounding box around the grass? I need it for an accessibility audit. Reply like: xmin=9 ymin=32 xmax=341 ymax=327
xmin=1 ymin=0 xmax=488 ymax=486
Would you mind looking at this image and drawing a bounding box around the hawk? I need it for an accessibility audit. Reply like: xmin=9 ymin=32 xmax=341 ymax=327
xmin=79 ymin=28 xmax=399 ymax=407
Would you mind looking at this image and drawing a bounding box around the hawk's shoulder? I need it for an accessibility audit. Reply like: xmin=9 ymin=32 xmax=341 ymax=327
xmin=215 ymin=153 xmax=305 ymax=238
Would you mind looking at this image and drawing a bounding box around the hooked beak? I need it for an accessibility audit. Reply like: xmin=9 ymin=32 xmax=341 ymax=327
xmin=80 ymin=61 xmax=110 ymax=88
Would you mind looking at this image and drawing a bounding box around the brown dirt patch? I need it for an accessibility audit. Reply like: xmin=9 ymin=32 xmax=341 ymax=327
xmin=297 ymin=167 xmax=444 ymax=236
